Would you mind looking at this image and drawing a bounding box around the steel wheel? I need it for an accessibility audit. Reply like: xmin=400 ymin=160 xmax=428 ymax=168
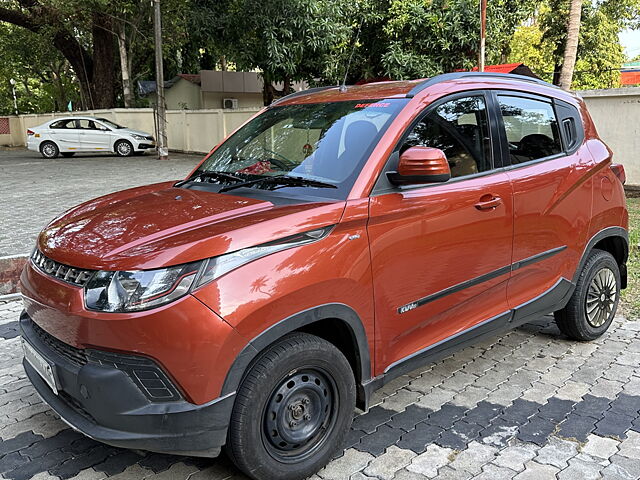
xmin=585 ymin=267 xmax=617 ymax=327
xmin=262 ymin=368 xmax=337 ymax=463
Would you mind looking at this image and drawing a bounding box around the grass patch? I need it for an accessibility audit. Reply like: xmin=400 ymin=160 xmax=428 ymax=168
xmin=621 ymin=196 xmax=640 ymax=318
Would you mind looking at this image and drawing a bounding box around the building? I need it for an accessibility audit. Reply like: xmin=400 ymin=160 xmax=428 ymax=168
xmin=139 ymin=71 xmax=306 ymax=110
xmin=621 ymin=62 xmax=640 ymax=86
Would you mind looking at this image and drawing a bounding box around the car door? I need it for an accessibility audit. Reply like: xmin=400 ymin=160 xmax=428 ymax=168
xmin=367 ymin=92 xmax=514 ymax=373
xmin=495 ymin=92 xmax=593 ymax=317
xmin=48 ymin=119 xmax=81 ymax=151
xmin=77 ymin=119 xmax=111 ymax=151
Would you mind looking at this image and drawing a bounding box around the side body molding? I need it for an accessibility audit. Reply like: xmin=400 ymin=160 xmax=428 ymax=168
xmin=220 ymin=303 xmax=372 ymax=405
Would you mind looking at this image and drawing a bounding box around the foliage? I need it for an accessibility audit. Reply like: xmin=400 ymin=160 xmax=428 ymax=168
xmin=0 ymin=24 xmax=79 ymax=114
xmin=381 ymin=0 xmax=480 ymax=79
xmin=536 ymin=0 xmax=637 ymax=89
xmin=621 ymin=196 xmax=640 ymax=319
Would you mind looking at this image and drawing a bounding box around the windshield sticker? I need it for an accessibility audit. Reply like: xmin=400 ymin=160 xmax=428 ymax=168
xmin=355 ymin=102 xmax=391 ymax=108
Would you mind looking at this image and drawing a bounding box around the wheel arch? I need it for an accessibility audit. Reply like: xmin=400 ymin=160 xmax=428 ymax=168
xmin=113 ymin=138 xmax=133 ymax=152
xmin=576 ymin=227 xmax=628 ymax=288
xmin=221 ymin=303 xmax=372 ymax=410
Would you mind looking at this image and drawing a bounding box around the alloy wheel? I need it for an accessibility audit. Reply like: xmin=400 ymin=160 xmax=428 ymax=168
xmin=585 ymin=267 xmax=617 ymax=327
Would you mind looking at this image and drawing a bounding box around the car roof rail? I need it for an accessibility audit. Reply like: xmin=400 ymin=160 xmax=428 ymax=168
xmin=406 ymin=72 xmax=556 ymax=98
xmin=270 ymin=86 xmax=337 ymax=106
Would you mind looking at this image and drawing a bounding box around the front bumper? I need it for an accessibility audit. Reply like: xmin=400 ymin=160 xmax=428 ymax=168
xmin=20 ymin=313 xmax=234 ymax=457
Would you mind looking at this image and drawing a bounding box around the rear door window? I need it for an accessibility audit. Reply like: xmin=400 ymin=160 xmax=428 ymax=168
xmin=497 ymin=95 xmax=563 ymax=164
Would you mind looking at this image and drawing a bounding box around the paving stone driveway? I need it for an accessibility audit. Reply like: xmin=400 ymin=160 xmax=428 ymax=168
xmin=2 ymin=298 xmax=640 ymax=480
xmin=0 ymin=148 xmax=201 ymax=257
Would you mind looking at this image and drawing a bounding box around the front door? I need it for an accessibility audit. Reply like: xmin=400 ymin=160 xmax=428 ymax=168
xmin=367 ymin=93 xmax=514 ymax=373
xmin=77 ymin=119 xmax=111 ymax=151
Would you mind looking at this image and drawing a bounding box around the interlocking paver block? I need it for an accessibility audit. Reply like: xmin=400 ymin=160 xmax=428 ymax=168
xmin=317 ymin=448 xmax=374 ymax=480
xmin=492 ymin=444 xmax=537 ymax=472
xmin=362 ymin=446 xmax=415 ymax=480
xmin=534 ymin=436 xmax=579 ymax=469
xmin=406 ymin=444 xmax=453 ymax=478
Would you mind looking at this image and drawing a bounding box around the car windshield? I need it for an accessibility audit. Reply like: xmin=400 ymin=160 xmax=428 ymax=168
xmin=196 ymin=98 xmax=408 ymax=199
xmin=97 ymin=118 xmax=123 ymax=129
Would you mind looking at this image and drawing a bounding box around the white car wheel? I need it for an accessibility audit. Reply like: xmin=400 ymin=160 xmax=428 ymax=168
xmin=115 ymin=140 xmax=134 ymax=157
xmin=40 ymin=141 xmax=59 ymax=159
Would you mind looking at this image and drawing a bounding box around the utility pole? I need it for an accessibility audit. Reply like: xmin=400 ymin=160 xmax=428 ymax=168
xmin=479 ymin=0 xmax=487 ymax=72
xmin=153 ymin=0 xmax=168 ymax=160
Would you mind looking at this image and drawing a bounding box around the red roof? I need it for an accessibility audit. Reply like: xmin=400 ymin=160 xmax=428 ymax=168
xmin=177 ymin=74 xmax=201 ymax=85
xmin=469 ymin=63 xmax=523 ymax=73
xmin=621 ymin=70 xmax=640 ymax=86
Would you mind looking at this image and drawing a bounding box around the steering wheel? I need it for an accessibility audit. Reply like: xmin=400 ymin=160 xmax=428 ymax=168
xmin=259 ymin=147 xmax=296 ymax=169
xmin=266 ymin=158 xmax=291 ymax=171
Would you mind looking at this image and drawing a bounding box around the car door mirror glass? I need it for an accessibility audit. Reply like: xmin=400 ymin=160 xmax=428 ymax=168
xmin=387 ymin=146 xmax=451 ymax=185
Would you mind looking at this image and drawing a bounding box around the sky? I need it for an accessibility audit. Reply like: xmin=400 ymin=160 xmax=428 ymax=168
xmin=620 ymin=29 xmax=640 ymax=60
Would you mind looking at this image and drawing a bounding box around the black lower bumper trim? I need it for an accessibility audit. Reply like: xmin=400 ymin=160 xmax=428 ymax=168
xmin=21 ymin=313 xmax=234 ymax=457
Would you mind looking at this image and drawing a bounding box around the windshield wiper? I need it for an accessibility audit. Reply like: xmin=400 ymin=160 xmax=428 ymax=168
xmin=174 ymin=170 xmax=244 ymax=187
xmin=218 ymin=175 xmax=337 ymax=193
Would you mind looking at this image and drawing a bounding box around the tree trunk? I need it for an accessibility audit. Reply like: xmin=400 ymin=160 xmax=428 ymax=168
xmin=117 ymin=24 xmax=134 ymax=108
xmin=558 ymin=0 xmax=583 ymax=90
xmin=90 ymin=13 xmax=116 ymax=108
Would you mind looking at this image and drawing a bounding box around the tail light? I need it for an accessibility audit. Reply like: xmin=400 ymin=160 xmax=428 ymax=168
xmin=610 ymin=163 xmax=626 ymax=185
xmin=26 ymin=129 xmax=35 ymax=136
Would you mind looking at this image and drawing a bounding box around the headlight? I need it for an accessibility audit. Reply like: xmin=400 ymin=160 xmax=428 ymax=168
xmin=84 ymin=226 xmax=333 ymax=312
xmin=131 ymin=134 xmax=147 ymax=141
xmin=85 ymin=262 xmax=200 ymax=312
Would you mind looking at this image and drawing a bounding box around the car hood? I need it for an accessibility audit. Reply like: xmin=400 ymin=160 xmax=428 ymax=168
xmin=119 ymin=128 xmax=152 ymax=137
xmin=38 ymin=182 xmax=345 ymax=271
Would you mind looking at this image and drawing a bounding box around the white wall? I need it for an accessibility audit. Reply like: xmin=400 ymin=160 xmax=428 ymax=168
xmin=1 ymin=107 xmax=262 ymax=154
xmin=580 ymin=88 xmax=640 ymax=185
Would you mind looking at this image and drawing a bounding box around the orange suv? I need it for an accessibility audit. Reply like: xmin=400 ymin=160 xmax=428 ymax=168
xmin=20 ymin=72 xmax=628 ymax=480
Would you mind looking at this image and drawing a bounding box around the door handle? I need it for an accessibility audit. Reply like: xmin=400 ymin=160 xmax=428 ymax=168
xmin=475 ymin=195 xmax=502 ymax=210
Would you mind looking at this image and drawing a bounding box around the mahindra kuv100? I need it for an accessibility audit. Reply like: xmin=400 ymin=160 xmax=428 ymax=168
xmin=20 ymin=72 xmax=628 ymax=480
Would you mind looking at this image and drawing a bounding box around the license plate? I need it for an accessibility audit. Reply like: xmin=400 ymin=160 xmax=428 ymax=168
xmin=22 ymin=338 xmax=58 ymax=394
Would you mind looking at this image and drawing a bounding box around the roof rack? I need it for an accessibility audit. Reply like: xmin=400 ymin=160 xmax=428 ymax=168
xmin=406 ymin=72 xmax=555 ymax=98
xmin=270 ymin=86 xmax=337 ymax=106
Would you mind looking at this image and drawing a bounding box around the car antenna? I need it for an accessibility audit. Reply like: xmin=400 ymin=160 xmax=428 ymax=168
xmin=340 ymin=19 xmax=363 ymax=93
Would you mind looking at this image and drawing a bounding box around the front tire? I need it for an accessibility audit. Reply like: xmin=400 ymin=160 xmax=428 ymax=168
xmin=114 ymin=139 xmax=134 ymax=157
xmin=555 ymin=249 xmax=620 ymax=341
xmin=40 ymin=141 xmax=59 ymax=159
xmin=227 ymin=333 xmax=356 ymax=480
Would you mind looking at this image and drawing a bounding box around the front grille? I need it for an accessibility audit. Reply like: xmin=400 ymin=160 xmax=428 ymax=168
xmin=29 ymin=318 xmax=181 ymax=402
xmin=31 ymin=250 xmax=94 ymax=287
xmin=31 ymin=320 xmax=87 ymax=367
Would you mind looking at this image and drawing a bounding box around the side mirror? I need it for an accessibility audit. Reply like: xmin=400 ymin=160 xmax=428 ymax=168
xmin=387 ymin=146 xmax=451 ymax=186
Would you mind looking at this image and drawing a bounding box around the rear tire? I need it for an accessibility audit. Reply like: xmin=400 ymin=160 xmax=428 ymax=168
xmin=40 ymin=141 xmax=59 ymax=159
xmin=61 ymin=152 xmax=75 ymax=158
xmin=554 ymin=249 xmax=620 ymax=341
xmin=226 ymin=333 xmax=356 ymax=480
xmin=114 ymin=139 xmax=134 ymax=157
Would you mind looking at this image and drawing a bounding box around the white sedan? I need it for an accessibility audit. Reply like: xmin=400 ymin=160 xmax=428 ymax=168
xmin=26 ymin=116 xmax=156 ymax=158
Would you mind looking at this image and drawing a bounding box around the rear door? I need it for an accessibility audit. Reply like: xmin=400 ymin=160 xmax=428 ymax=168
xmin=494 ymin=92 xmax=593 ymax=318
xmin=48 ymin=119 xmax=81 ymax=151
xmin=367 ymin=92 xmax=515 ymax=372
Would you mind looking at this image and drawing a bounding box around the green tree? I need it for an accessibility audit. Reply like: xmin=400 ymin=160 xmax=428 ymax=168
xmin=381 ymin=0 xmax=480 ymax=79
xmin=0 ymin=23 xmax=79 ymax=114
xmin=195 ymin=0 xmax=350 ymax=105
